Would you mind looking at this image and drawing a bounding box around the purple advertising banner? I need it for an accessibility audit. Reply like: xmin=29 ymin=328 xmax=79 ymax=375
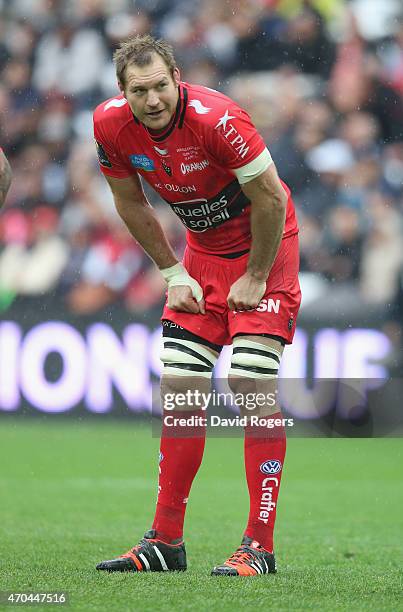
xmin=0 ymin=315 xmax=392 ymax=416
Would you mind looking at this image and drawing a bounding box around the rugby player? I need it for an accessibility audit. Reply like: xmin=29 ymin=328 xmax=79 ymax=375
xmin=94 ymin=35 xmax=301 ymax=576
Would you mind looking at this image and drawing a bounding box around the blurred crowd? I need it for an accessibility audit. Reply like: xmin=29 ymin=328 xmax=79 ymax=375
xmin=0 ymin=0 xmax=402 ymax=348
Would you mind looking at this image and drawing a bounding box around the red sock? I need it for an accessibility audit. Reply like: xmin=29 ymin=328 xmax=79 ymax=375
xmin=152 ymin=410 xmax=206 ymax=543
xmin=243 ymin=412 xmax=286 ymax=553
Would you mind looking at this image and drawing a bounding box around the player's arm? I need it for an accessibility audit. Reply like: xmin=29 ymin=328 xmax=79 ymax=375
xmin=105 ymin=174 xmax=205 ymax=314
xmin=227 ymin=162 xmax=287 ymax=311
xmin=0 ymin=148 xmax=12 ymax=208
xmin=242 ymin=163 xmax=287 ymax=281
xmin=202 ymin=102 xmax=287 ymax=311
xmin=106 ymin=173 xmax=178 ymax=269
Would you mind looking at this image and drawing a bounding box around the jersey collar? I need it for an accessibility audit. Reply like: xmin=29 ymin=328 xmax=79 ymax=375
xmin=133 ymin=84 xmax=188 ymax=143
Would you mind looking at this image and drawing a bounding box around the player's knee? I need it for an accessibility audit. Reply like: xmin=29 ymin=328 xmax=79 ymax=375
xmin=228 ymin=337 xmax=281 ymax=393
xmin=160 ymin=337 xmax=217 ymax=405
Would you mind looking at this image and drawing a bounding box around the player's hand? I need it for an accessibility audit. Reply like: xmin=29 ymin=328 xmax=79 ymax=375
xmin=227 ymin=272 xmax=266 ymax=312
xmin=161 ymin=262 xmax=205 ymax=315
xmin=168 ymin=285 xmax=206 ymax=314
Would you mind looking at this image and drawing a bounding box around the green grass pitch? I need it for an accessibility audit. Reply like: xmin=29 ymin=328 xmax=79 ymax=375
xmin=0 ymin=420 xmax=402 ymax=611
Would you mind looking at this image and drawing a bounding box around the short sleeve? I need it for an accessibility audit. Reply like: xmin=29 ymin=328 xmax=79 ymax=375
xmin=203 ymin=104 xmax=267 ymax=170
xmin=93 ymin=115 xmax=134 ymax=179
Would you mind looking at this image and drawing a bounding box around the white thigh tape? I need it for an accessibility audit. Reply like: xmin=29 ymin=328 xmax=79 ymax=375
xmin=229 ymin=338 xmax=281 ymax=379
xmin=161 ymin=338 xmax=217 ymax=378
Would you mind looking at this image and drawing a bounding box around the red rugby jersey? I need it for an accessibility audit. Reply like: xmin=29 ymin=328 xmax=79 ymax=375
xmin=93 ymin=82 xmax=298 ymax=255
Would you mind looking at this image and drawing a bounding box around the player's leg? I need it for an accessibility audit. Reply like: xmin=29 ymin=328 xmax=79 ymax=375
xmin=97 ymin=325 xmax=220 ymax=573
xmin=153 ymin=325 xmax=221 ymax=544
xmin=212 ymin=334 xmax=286 ymax=576
xmin=212 ymin=234 xmax=301 ymax=576
xmin=229 ymin=333 xmax=284 ymax=419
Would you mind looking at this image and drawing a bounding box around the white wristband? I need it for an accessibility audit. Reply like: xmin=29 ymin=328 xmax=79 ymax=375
xmin=160 ymin=263 xmax=204 ymax=302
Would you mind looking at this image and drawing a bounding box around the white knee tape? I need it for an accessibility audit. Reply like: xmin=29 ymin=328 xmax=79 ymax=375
xmin=229 ymin=338 xmax=281 ymax=379
xmin=161 ymin=338 xmax=217 ymax=378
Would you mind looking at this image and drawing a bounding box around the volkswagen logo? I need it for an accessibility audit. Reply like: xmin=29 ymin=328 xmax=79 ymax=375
xmin=260 ymin=459 xmax=282 ymax=475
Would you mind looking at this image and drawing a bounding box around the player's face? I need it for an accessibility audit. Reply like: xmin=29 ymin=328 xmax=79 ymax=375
xmin=122 ymin=54 xmax=180 ymax=130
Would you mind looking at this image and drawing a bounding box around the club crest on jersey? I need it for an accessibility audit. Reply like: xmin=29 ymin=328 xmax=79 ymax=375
xmin=162 ymin=159 xmax=172 ymax=176
xmin=260 ymin=460 xmax=282 ymax=475
xmin=95 ymin=140 xmax=112 ymax=168
xmin=215 ymin=109 xmax=250 ymax=159
xmin=129 ymin=154 xmax=155 ymax=172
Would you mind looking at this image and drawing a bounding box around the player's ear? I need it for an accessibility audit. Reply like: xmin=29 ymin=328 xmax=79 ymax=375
xmin=173 ymin=67 xmax=181 ymax=86
xmin=117 ymin=80 xmax=125 ymax=95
